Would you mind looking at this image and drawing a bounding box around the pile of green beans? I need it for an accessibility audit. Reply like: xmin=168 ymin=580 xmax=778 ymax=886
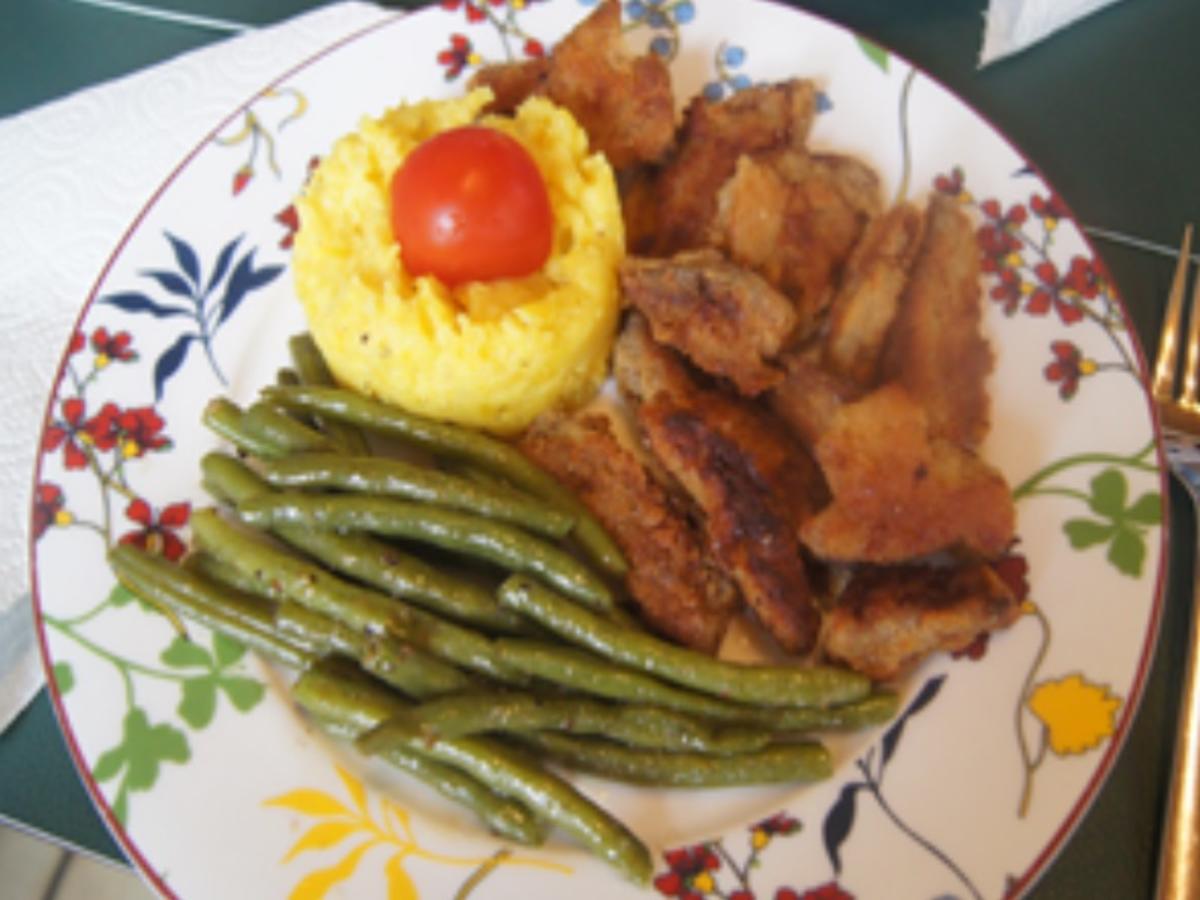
xmin=109 ymin=333 xmax=898 ymax=886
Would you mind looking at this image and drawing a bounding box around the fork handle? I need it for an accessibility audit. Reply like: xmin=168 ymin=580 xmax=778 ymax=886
xmin=1155 ymin=555 xmax=1200 ymax=900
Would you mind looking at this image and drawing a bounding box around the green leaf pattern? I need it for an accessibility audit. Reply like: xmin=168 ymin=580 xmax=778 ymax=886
xmin=94 ymin=707 xmax=190 ymax=824
xmin=44 ymin=580 xmax=267 ymax=824
xmin=161 ymin=633 xmax=266 ymax=728
xmin=1062 ymin=469 xmax=1161 ymax=577
xmin=856 ymin=36 xmax=889 ymax=72
xmin=1015 ymin=441 xmax=1160 ymax=578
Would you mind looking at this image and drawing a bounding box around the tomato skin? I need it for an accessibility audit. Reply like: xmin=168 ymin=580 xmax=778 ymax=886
xmin=389 ymin=126 xmax=554 ymax=287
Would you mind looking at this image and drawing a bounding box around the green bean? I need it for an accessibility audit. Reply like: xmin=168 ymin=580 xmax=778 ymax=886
xmin=288 ymin=334 xmax=372 ymax=455
xmin=255 ymin=452 xmax=574 ymax=539
xmin=293 ymin=665 xmax=546 ymax=845
xmin=113 ymin=543 xmax=278 ymax=638
xmin=357 ymin=719 xmax=652 ymax=884
xmin=523 ymin=732 xmax=832 ymax=787
xmin=194 ymin=509 xmax=512 ymax=682
xmin=199 ymin=451 xmax=273 ymax=506
xmin=184 ymin=550 xmax=274 ymax=600
xmin=494 ymin=639 xmax=898 ymax=730
xmin=445 ymin=460 xmax=526 ymax=496
xmin=359 ymin=632 xmax=479 ymax=699
xmin=391 ymin=690 xmax=769 ymax=754
xmin=189 ymin=507 xmax=396 ymax=634
xmin=495 ymin=639 xmax=764 ymax=717
xmin=276 ymin=368 xmax=302 ymax=387
xmin=293 ymin=659 xmax=407 ymax=730
xmin=108 ymin=545 xmax=314 ymax=669
xmin=285 ymin=528 xmax=528 ymax=636
xmin=260 ymin=385 xmax=627 ymax=576
xmin=202 ymin=398 xmax=280 ymax=458
xmin=759 ymin=692 xmax=900 ymax=731
xmin=243 ymin=401 xmax=339 ymax=455
xmin=275 ymin=599 xmax=365 ymax=657
xmin=238 ymin=492 xmax=614 ymax=612
xmin=202 ymin=453 xmax=526 ymax=633
xmin=497 ymin=576 xmax=870 ymax=709
xmin=191 ymin=505 xmax=526 ymax=685
xmin=382 ymin=602 xmax=526 ymax=687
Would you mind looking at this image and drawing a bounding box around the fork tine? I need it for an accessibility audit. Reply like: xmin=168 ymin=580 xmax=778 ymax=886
xmin=1153 ymin=224 xmax=1193 ymax=401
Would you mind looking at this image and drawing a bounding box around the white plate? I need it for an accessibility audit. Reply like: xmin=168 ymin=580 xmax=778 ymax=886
xmin=30 ymin=2 xmax=1167 ymax=898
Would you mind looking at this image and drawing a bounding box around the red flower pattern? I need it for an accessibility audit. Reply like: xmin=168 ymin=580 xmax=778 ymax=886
xmin=942 ymin=169 xmax=1109 ymax=336
xmin=1044 ymin=339 xmax=1095 ymax=398
xmin=32 ymin=483 xmax=66 ymax=539
xmin=796 ymin=883 xmax=855 ymax=900
xmin=934 ymin=166 xmax=965 ymax=197
xmin=42 ymin=397 xmax=94 ymax=470
xmin=993 ymin=553 xmax=1031 ymax=602
xmin=118 ymin=498 xmax=190 ymax=561
xmin=1030 ymin=190 xmax=1069 ymax=222
xmin=754 ymin=812 xmax=800 ymax=837
xmin=276 ymin=156 xmax=320 ymax=249
xmin=437 ymin=33 xmax=475 ymax=78
xmin=952 ymin=631 xmax=993 ymax=661
xmin=654 ymin=844 xmax=721 ymax=898
xmin=1026 ymin=260 xmax=1084 ymax=324
xmin=232 ymin=164 xmax=253 ymax=196
xmin=115 ymin=406 xmax=171 ymax=458
xmin=276 ymin=204 xmax=299 ymax=249
xmin=89 ymin=327 xmax=136 ymax=364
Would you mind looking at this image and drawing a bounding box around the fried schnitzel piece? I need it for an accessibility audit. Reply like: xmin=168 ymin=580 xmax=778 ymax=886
xmin=709 ymin=152 xmax=881 ymax=339
xmin=469 ymin=58 xmax=550 ymax=114
xmin=880 ymin=193 xmax=992 ymax=447
xmin=618 ymin=166 xmax=661 ymax=256
xmin=612 ymin=312 xmax=695 ymax=402
xmin=824 ymin=203 xmax=926 ymax=386
xmin=519 ymin=408 xmax=739 ymax=653
xmin=615 ymin=316 xmax=825 ymax=654
xmin=822 ymin=561 xmax=1021 ymax=680
xmin=768 ymin=347 xmax=862 ymax=449
xmin=651 ymin=80 xmax=819 ymax=255
xmin=469 ymin=0 xmax=675 ymax=169
xmin=800 ymin=384 xmax=1015 ymax=563
xmin=619 ymin=249 xmax=797 ymax=395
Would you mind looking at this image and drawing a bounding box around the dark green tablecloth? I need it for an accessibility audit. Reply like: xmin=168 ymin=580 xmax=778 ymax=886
xmin=3 ymin=0 xmax=1198 ymax=897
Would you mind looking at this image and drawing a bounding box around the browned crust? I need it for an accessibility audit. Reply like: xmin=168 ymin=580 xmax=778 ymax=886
xmin=823 ymin=561 xmax=1021 ymax=680
xmin=619 ymin=249 xmax=797 ymax=395
xmin=616 ymin=314 xmax=825 ymax=654
xmin=518 ymin=409 xmax=738 ymax=652
xmin=650 ymin=80 xmax=819 ymax=255
xmin=823 ymin=203 xmax=926 ymax=385
xmin=800 ymin=384 xmax=1016 ymax=563
xmin=880 ymin=193 xmax=993 ymax=447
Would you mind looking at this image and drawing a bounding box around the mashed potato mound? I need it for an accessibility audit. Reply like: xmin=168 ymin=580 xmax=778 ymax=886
xmin=293 ymin=89 xmax=624 ymax=434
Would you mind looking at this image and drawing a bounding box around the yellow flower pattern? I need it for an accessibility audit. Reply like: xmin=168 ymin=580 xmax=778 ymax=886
xmin=1013 ymin=602 xmax=1128 ymax=817
xmin=1027 ymin=674 xmax=1121 ymax=756
xmin=265 ymin=764 xmax=569 ymax=899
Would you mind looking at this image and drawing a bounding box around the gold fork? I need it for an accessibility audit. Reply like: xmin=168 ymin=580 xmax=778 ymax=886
xmin=1150 ymin=225 xmax=1200 ymax=900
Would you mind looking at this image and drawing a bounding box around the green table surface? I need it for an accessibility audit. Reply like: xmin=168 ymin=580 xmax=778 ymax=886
xmin=3 ymin=0 xmax=1198 ymax=897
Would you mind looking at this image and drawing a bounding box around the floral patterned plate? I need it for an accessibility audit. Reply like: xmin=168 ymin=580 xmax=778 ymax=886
xmin=29 ymin=2 xmax=1167 ymax=898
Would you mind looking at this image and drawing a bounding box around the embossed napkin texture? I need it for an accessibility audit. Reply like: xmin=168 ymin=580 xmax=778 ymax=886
xmin=0 ymin=0 xmax=392 ymax=732
xmin=981 ymin=0 xmax=1126 ymax=64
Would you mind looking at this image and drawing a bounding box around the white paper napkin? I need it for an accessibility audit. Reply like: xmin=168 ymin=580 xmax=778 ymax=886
xmin=981 ymin=0 xmax=1126 ymax=65
xmin=0 ymin=0 xmax=392 ymax=734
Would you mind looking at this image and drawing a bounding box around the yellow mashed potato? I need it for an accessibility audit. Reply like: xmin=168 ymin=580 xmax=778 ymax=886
xmin=293 ymin=89 xmax=624 ymax=434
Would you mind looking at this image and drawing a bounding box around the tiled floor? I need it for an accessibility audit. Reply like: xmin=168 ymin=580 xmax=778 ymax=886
xmin=0 ymin=823 xmax=154 ymax=900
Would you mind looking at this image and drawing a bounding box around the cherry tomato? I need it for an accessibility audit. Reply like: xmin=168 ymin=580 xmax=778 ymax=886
xmin=389 ymin=125 xmax=554 ymax=287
